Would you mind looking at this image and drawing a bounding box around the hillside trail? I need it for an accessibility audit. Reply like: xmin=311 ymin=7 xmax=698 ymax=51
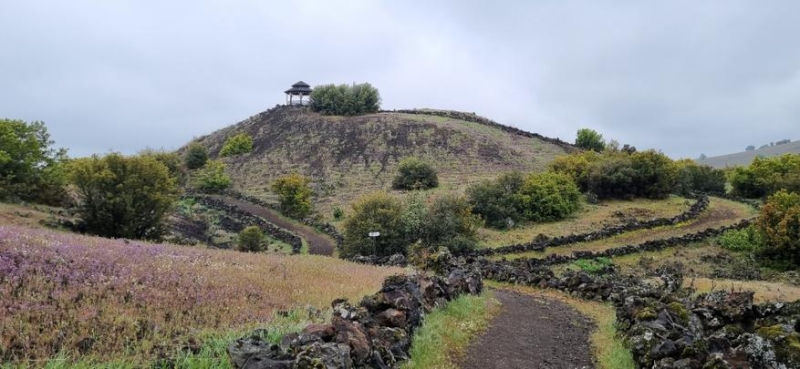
xmin=460 ymin=289 xmax=594 ymax=369
xmin=213 ymin=195 xmax=337 ymax=256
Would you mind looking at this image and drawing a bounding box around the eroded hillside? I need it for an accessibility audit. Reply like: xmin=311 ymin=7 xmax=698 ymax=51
xmin=192 ymin=106 xmax=572 ymax=213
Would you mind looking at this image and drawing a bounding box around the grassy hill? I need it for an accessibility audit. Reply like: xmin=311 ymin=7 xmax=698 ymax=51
xmin=191 ymin=106 xmax=574 ymax=217
xmin=697 ymin=140 xmax=800 ymax=168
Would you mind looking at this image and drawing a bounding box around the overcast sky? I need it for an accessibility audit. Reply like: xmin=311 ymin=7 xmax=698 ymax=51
xmin=2 ymin=1 xmax=798 ymax=159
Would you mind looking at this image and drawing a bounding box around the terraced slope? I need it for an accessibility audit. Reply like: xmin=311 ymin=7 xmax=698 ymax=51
xmin=189 ymin=106 xmax=572 ymax=216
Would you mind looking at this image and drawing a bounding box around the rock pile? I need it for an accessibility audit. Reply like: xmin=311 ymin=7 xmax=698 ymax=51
xmin=228 ymin=265 xmax=482 ymax=368
xmin=469 ymin=194 xmax=710 ymax=257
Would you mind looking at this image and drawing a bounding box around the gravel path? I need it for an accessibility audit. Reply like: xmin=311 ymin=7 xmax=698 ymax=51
xmin=460 ymin=289 xmax=595 ymax=369
xmin=215 ymin=196 xmax=337 ymax=256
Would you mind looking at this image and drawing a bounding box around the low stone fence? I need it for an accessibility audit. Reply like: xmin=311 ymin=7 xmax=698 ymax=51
xmin=228 ymin=265 xmax=483 ymax=368
xmin=194 ymin=196 xmax=303 ymax=254
xmin=381 ymin=109 xmax=577 ymax=152
xmin=468 ymin=194 xmax=711 ymax=257
xmin=224 ymin=191 xmax=345 ymax=248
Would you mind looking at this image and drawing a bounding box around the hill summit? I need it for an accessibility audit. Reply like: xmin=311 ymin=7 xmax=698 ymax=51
xmin=192 ymin=106 xmax=574 ymax=214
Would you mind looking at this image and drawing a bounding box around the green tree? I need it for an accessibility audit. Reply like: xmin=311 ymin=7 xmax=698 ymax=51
xmin=341 ymin=192 xmax=407 ymax=258
xmin=673 ymin=159 xmax=726 ymax=196
xmin=237 ymin=225 xmax=265 ymax=252
xmin=517 ymin=172 xmax=581 ymax=222
xmin=755 ymin=190 xmax=800 ymax=267
xmin=466 ymin=172 xmax=525 ymax=229
xmin=271 ymin=173 xmax=313 ymax=219
xmin=419 ymin=194 xmax=483 ymax=253
xmin=310 ymin=83 xmax=381 ymax=116
xmin=68 ymin=153 xmax=179 ymax=240
xmin=139 ymin=148 xmax=186 ymax=186
xmin=392 ymin=157 xmax=439 ymax=190
xmin=184 ymin=142 xmax=208 ymax=169
xmin=0 ymin=119 xmax=67 ymax=205
xmin=575 ymin=128 xmax=606 ymax=152
xmin=219 ymin=133 xmax=254 ymax=157
xmin=730 ymin=154 xmax=800 ymax=198
xmin=192 ymin=160 xmax=231 ymax=193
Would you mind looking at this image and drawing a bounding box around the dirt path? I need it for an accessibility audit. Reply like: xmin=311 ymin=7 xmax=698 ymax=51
xmin=214 ymin=196 xmax=336 ymax=256
xmin=461 ymin=289 xmax=594 ymax=369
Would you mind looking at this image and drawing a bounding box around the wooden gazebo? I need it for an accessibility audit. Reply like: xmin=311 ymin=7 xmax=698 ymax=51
xmin=285 ymin=81 xmax=312 ymax=105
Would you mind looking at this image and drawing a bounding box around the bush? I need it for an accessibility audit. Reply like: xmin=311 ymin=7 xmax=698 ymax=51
xmin=517 ymin=172 xmax=581 ymax=222
xmin=730 ymin=154 xmax=800 ymax=198
xmin=419 ymin=194 xmax=482 ymax=253
xmin=673 ymin=159 xmax=726 ymax=196
xmin=68 ymin=153 xmax=179 ymax=240
xmin=140 ymin=148 xmax=186 ymax=186
xmin=466 ymin=172 xmax=525 ymax=229
xmin=341 ymin=192 xmax=407 ymax=258
xmin=192 ymin=160 xmax=231 ymax=193
xmin=237 ymin=225 xmax=265 ymax=252
xmin=575 ymin=128 xmax=606 ymax=152
xmin=717 ymin=227 xmax=762 ymax=253
xmin=271 ymin=173 xmax=313 ymax=219
xmin=185 ymin=142 xmax=208 ymax=169
xmin=0 ymin=119 xmax=68 ymax=205
xmin=310 ymin=83 xmax=381 ymax=116
xmin=219 ymin=133 xmax=253 ymax=157
xmin=551 ymin=149 xmax=677 ymax=200
xmin=392 ymin=157 xmax=439 ymax=190
xmin=755 ymin=190 xmax=800 ymax=267
xmin=333 ymin=207 xmax=344 ymax=220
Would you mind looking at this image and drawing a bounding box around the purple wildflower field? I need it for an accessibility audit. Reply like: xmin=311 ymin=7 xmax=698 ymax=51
xmin=0 ymin=225 xmax=403 ymax=363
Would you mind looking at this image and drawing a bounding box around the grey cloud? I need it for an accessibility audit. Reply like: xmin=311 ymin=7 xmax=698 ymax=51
xmin=1 ymin=0 xmax=798 ymax=158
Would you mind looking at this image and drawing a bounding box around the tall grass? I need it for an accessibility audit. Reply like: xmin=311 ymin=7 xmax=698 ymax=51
xmin=0 ymin=225 xmax=403 ymax=366
xmin=402 ymin=291 xmax=500 ymax=369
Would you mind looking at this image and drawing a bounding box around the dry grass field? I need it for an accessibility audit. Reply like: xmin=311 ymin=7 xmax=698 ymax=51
xmin=0 ymin=224 xmax=403 ymax=365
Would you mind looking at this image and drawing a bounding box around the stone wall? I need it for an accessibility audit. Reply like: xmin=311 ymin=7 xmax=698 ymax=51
xmin=194 ymin=196 xmax=303 ymax=254
xmin=228 ymin=259 xmax=482 ymax=369
xmin=468 ymin=194 xmax=711 ymax=257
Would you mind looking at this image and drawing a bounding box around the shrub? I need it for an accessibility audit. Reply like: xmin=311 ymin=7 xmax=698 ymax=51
xmin=552 ymin=149 xmax=677 ymax=200
xmin=219 ymin=133 xmax=254 ymax=157
xmin=192 ymin=160 xmax=231 ymax=193
xmin=341 ymin=192 xmax=407 ymax=258
xmin=185 ymin=142 xmax=208 ymax=169
xmin=730 ymin=154 xmax=800 ymax=198
xmin=333 ymin=207 xmax=344 ymax=220
xmin=673 ymin=159 xmax=726 ymax=196
xmin=575 ymin=128 xmax=606 ymax=152
xmin=310 ymin=83 xmax=381 ymax=116
xmin=140 ymin=148 xmax=186 ymax=186
xmin=237 ymin=225 xmax=265 ymax=252
xmin=68 ymin=153 xmax=179 ymax=240
xmin=572 ymin=257 xmax=613 ymax=274
xmin=466 ymin=172 xmax=525 ymax=229
xmin=271 ymin=173 xmax=313 ymax=219
xmin=717 ymin=227 xmax=762 ymax=253
xmin=0 ymin=118 xmax=68 ymax=205
xmin=392 ymin=157 xmax=439 ymax=190
xmin=419 ymin=194 xmax=482 ymax=253
xmin=517 ymin=172 xmax=581 ymax=222
xmin=755 ymin=190 xmax=800 ymax=267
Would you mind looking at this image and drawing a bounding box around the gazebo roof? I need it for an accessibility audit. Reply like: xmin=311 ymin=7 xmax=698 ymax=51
xmin=285 ymin=81 xmax=312 ymax=94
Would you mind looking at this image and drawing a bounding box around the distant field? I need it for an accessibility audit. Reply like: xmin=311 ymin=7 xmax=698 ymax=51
xmin=0 ymin=225 xmax=404 ymax=365
xmin=698 ymin=140 xmax=800 ymax=168
xmin=479 ymin=196 xmax=692 ymax=248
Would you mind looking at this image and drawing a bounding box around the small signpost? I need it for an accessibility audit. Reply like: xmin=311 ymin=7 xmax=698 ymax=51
xmin=368 ymin=231 xmax=380 ymax=256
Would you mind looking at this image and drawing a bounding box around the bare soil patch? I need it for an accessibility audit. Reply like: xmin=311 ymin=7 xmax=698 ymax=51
xmin=460 ymin=289 xmax=594 ymax=369
xmin=214 ymin=196 xmax=336 ymax=255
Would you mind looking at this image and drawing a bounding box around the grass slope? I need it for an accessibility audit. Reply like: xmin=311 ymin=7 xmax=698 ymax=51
xmin=191 ymin=106 xmax=570 ymax=217
xmin=698 ymin=140 xmax=800 ymax=168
